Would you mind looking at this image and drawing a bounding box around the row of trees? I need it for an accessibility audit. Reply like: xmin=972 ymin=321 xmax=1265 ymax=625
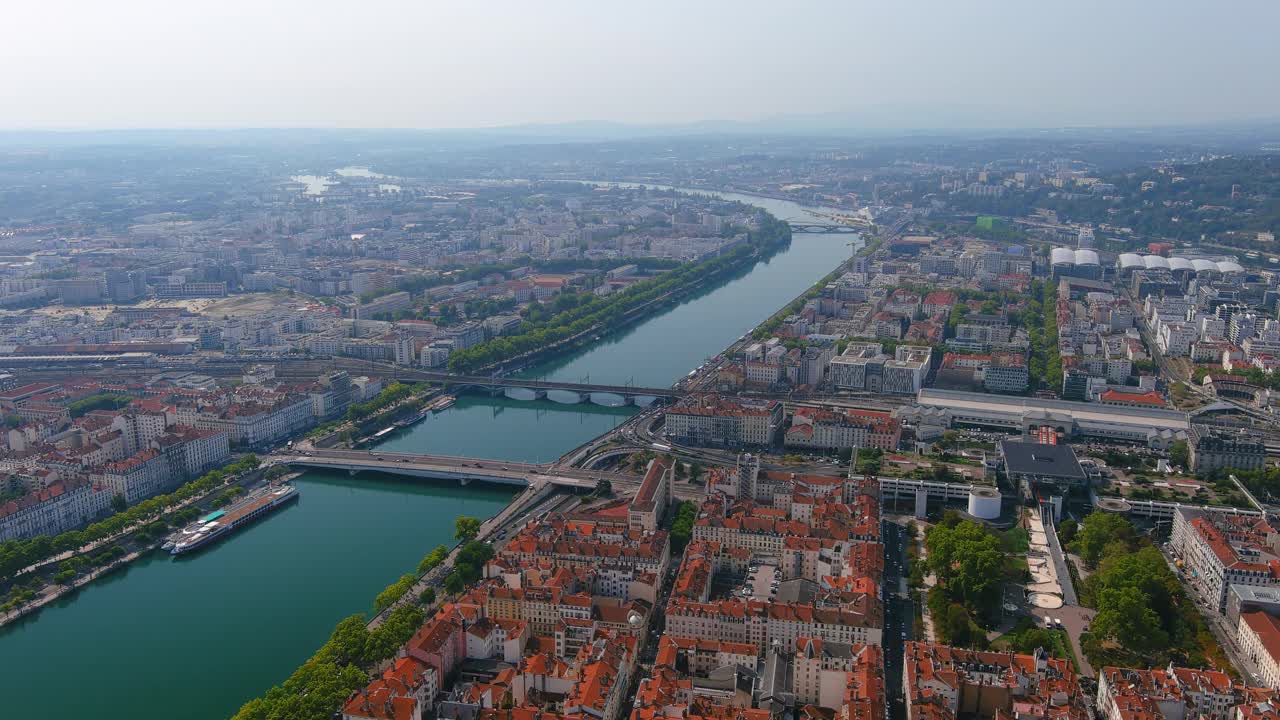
xmin=924 ymin=514 xmax=1009 ymax=648
xmin=669 ymin=501 xmax=698 ymax=551
xmin=1020 ymin=279 xmax=1062 ymax=392
xmin=448 ymin=215 xmax=790 ymax=372
xmin=1070 ymin=513 xmax=1222 ymax=669
xmin=751 ymin=235 xmax=872 ymax=341
xmin=0 ymin=454 xmax=261 ymax=583
xmin=344 ymin=382 xmax=418 ymax=424
xmin=443 ymin=540 xmax=494 ymax=595
xmin=234 ymin=528 xmax=491 ymax=720
xmin=233 ymin=602 xmax=426 ymax=720
xmin=448 ymin=245 xmax=756 ymax=372
xmin=67 ymin=393 xmax=134 ymax=418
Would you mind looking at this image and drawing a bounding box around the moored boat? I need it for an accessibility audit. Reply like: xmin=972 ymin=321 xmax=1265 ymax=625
xmin=169 ymin=485 xmax=298 ymax=555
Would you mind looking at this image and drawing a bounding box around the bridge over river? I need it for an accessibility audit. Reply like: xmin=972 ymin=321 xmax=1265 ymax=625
xmin=281 ymin=448 xmax=713 ymax=497
xmin=356 ymin=367 xmax=680 ymax=407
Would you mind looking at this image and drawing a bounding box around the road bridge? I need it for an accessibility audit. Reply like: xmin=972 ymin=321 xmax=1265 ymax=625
xmin=280 ymin=449 xmax=704 ymax=499
xmin=787 ymin=223 xmax=861 ymax=234
xmin=285 ymin=449 xmax=593 ymax=489
xmin=374 ymin=368 xmax=680 ymax=406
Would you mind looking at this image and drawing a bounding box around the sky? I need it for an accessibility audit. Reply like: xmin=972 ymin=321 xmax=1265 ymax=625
xmin=4 ymin=0 xmax=1279 ymax=131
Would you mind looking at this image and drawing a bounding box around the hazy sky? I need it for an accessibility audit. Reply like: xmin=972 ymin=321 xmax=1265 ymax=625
xmin=5 ymin=0 xmax=1279 ymax=130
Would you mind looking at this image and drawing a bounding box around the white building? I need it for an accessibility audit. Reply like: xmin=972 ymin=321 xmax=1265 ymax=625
xmin=1237 ymin=611 xmax=1280 ymax=689
xmin=1171 ymin=508 xmax=1280 ymax=612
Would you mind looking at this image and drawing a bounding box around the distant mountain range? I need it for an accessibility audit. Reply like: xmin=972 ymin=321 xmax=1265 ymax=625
xmin=1 ymin=111 xmax=1278 ymax=149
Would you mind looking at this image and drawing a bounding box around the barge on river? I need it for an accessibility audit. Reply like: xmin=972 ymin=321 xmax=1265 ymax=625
xmin=165 ymin=484 xmax=298 ymax=555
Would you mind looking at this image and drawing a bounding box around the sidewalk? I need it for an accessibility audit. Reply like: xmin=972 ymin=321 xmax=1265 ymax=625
xmin=367 ymin=481 xmax=551 ymax=629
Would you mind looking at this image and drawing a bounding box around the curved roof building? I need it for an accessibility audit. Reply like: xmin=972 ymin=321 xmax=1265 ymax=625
xmin=1074 ymin=249 xmax=1100 ymax=266
xmin=1118 ymin=253 xmax=1144 ymax=270
xmin=1051 ymin=247 xmax=1076 ymax=266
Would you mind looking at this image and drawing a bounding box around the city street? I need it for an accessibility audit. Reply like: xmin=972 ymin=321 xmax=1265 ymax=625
xmin=883 ymin=517 xmax=915 ymax=720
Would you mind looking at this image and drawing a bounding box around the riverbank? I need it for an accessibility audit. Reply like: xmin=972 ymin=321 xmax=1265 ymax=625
xmin=0 ymin=189 xmax=856 ymax=720
xmin=0 ymin=471 xmax=516 ymax=720
xmin=0 ymin=458 xmax=279 ymax=628
xmin=449 ymin=216 xmax=792 ymax=374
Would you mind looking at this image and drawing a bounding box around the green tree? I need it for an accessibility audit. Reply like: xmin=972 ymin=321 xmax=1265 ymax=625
xmin=688 ymin=462 xmax=704 ymax=484
xmin=418 ymin=587 xmax=436 ymax=605
xmin=110 ymin=494 xmax=127 ymax=513
xmin=454 ymin=516 xmax=481 ymax=541
xmin=1092 ymin=586 xmax=1170 ymax=657
xmin=443 ymin=571 xmax=466 ymax=595
xmin=1058 ymin=518 xmax=1078 ymax=545
xmin=417 ymin=544 xmax=449 ymax=574
xmin=264 ymin=465 xmax=291 ymax=480
xmin=1071 ymin=513 xmax=1135 ymax=569
xmin=1169 ymin=440 xmax=1190 ymax=469
xmin=670 ymin=500 xmax=698 ymax=551
xmin=946 ymin=604 xmax=973 ymax=646
xmin=925 ymin=517 xmax=1007 ymax=613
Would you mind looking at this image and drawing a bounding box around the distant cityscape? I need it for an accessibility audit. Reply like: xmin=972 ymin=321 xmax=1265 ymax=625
xmin=2 ymin=129 xmax=1280 ymax=720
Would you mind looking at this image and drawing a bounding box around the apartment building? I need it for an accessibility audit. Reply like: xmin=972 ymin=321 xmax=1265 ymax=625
xmin=174 ymin=393 xmax=314 ymax=447
xmin=1172 ymin=508 xmax=1280 ymax=612
xmin=0 ymin=477 xmax=114 ymax=541
xmin=629 ymin=457 xmax=674 ymax=532
xmin=354 ymin=291 xmax=413 ymax=320
xmin=784 ymin=406 xmax=901 ymax=452
xmin=982 ymin=353 xmax=1030 ymax=393
xmin=497 ymin=518 xmax=670 ymax=579
xmin=664 ymin=597 xmax=883 ymax=650
xmin=1238 ymin=612 xmax=1280 ymax=689
xmin=1159 ymin=321 xmax=1199 ymax=357
xmin=904 ymin=641 xmax=1088 ymax=720
xmin=665 ymin=394 xmax=784 ymax=447
xmin=1096 ymin=665 xmax=1249 ymax=720
xmin=828 ymin=342 xmax=931 ymax=395
xmin=95 ymin=449 xmax=171 ymax=505
xmin=1189 ymin=425 xmax=1267 ymax=474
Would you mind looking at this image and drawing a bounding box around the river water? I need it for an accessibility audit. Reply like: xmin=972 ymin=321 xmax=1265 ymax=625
xmin=0 ymin=190 xmax=854 ymax=719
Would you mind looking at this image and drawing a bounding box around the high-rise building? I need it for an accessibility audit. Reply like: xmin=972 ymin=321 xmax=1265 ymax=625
xmin=105 ymin=270 xmax=146 ymax=303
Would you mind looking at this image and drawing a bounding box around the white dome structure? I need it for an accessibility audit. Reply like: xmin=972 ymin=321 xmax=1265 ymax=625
xmin=1217 ymin=260 xmax=1245 ymax=274
xmin=1118 ymin=253 xmax=1144 ymax=270
xmin=1143 ymin=255 xmax=1170 ymax=270
xmin=1167 ymin=257 xmax=1193 ymax=272
xmin=1191 ymin=259 xmax=1218 ymax=273
xmin=1073 ymin=249 xmax=1100 ymax=266
xmin=1050 ymin=247 xmax=1076 ymax=267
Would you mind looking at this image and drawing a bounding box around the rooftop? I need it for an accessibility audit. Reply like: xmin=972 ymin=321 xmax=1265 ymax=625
xmin=1000 ymin=440 xmax=1086 ymax=481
